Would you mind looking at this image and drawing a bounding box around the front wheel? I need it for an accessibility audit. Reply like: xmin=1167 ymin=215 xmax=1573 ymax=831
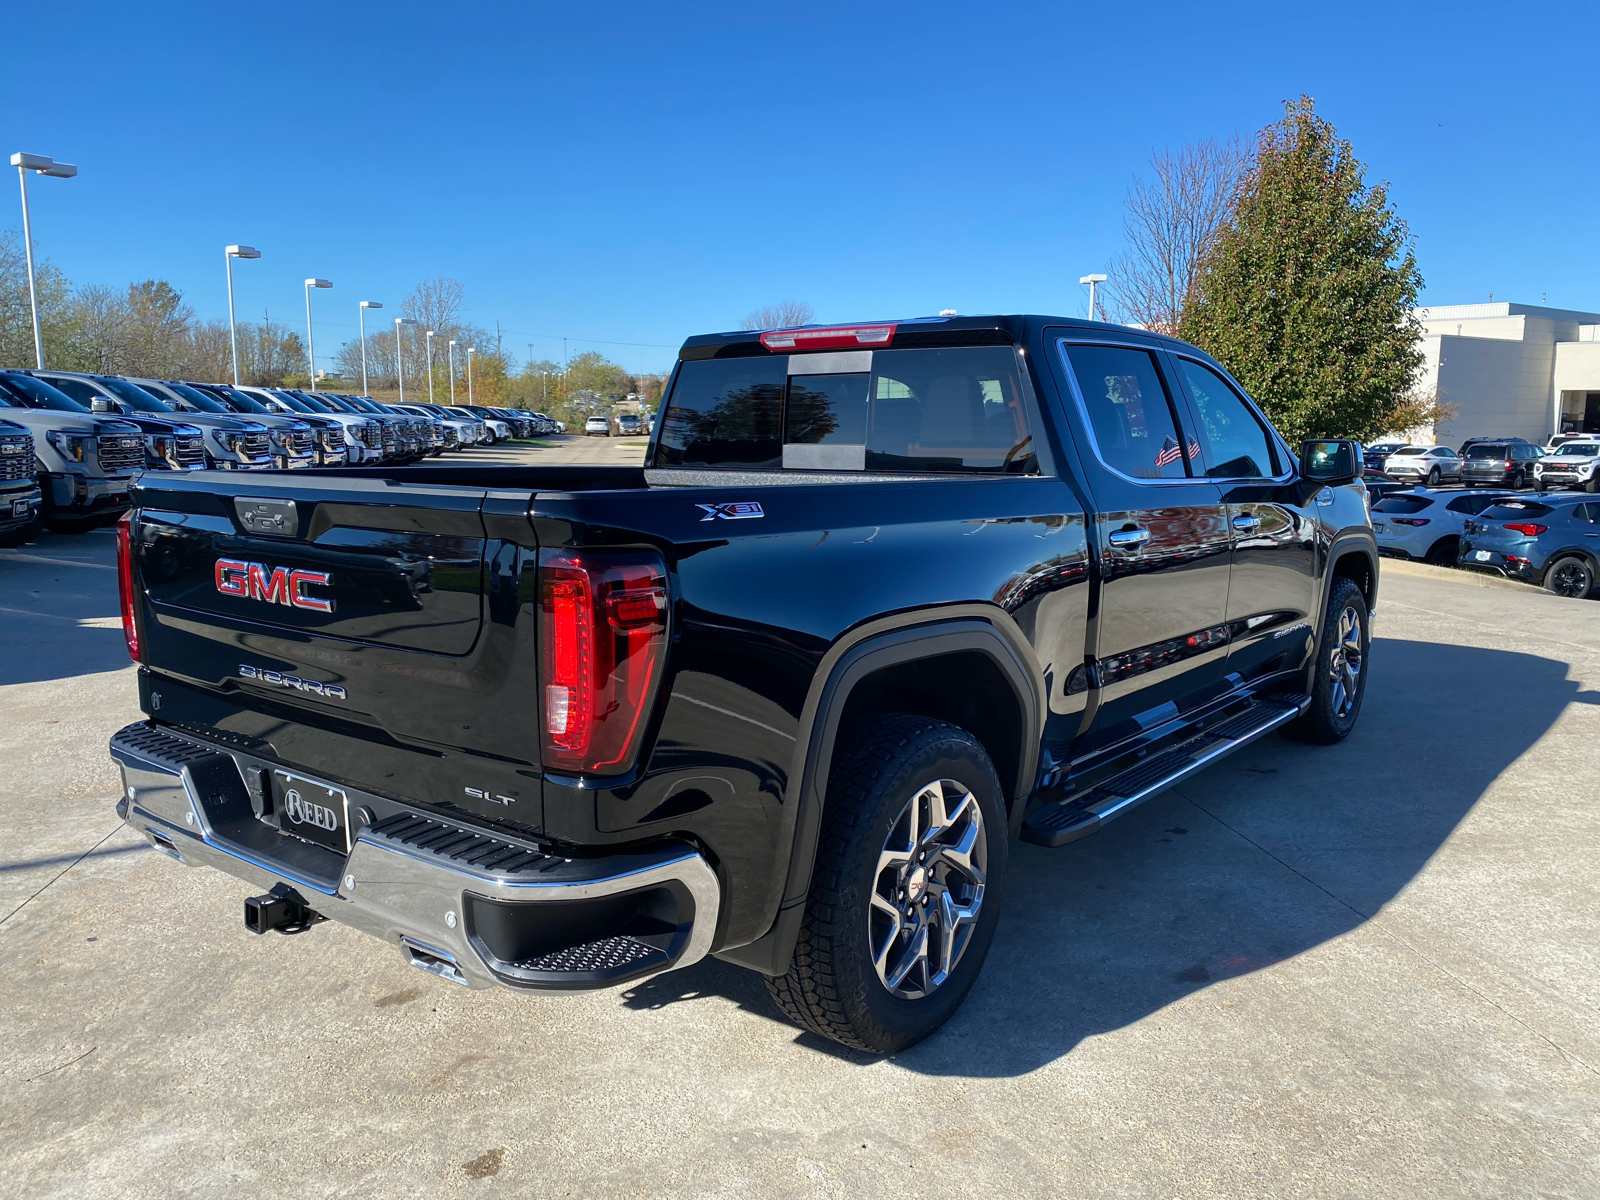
xmin=1284 ymin=577 xmax=1369 ymax=745
xmin=765 ymin=714 xmax=1007 ymax=1054
xmin=1544 ymin=557 xmax=1594 ymax=598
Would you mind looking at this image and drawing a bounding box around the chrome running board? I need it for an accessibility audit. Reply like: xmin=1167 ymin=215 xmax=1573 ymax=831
xmin=1021 ymin=695 xmax=1310 ymax=847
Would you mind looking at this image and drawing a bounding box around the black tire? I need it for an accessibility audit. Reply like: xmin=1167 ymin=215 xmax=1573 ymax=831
xmin=1544 ymin=557 xmax=1594 ymax=599
xmin=1510 ymin=471 xmax=1525 ymax=490
xmin=1424 ymin=537 xmax=1458 ymax=566
xmin=1586 ymin=478 xmax=1599 ymax=495
xmin=765 ymin=714 xmax=1008 ymax=1054
xmin=1284 ymin=577 xmax=1369 ymax=745
xmin=1535 ymin=480 xmax=1548 ymax=493
xmin=0 ymin=516 xmax=41 ymax=548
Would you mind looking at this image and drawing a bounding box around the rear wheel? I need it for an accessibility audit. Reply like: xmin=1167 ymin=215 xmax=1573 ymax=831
xmin=1544 ymin=557 xmax=1594 ymax=598
xmin=1427 ymin=467 xmax=1441 ymax=486
xmin=1284 ymin=577 xmax=1369 ymax=745
xmin=1510 ymin=471 xmax=1525 ymax=490
xmin=1424 ymin=537 xmax=1458 ymax=566
xmin=765 ymin=714 xmax=1007 ymax=1054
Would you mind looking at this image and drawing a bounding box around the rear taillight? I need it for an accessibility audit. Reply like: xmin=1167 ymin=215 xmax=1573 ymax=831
xmin=759 ymin=323 xmax=896 ymax=351
xmin=115 ymin=511 xmax=142 ymax=663
xmin=1503 ymin=522 xmax=1547 ymax=536
xmin=1391 ymin=517 xmax=1431 ymax=526
xmin=538 ymin=550 xmax=668 ymax=774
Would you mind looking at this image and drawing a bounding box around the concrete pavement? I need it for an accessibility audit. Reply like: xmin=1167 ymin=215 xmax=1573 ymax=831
xmin=0 ymin=497 xmax=1596 ymax=1196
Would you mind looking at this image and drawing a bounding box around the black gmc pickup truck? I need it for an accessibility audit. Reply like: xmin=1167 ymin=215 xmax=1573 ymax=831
xmin=109 ymin=315 xmax=1376 ymax=1052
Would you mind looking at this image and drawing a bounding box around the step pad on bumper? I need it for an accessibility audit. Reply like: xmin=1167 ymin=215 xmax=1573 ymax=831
xmin=1022 ymin=696 xmax=1308 ymax=848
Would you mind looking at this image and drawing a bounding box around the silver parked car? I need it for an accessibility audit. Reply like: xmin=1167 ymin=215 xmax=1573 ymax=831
xmin=1370 ymin=488 xmax=1512 ymax=564
xmin=1383 ymin=444 xmax=1462 ymax=486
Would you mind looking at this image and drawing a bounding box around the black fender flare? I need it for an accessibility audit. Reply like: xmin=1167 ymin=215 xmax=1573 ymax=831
xmin=1307 ymin=531 xmax=1379 ymax=681
xmin=715 ymin=604 xmax=1044 ymax=976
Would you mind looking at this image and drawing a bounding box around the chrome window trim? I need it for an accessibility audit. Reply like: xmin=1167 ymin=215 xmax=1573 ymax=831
xmin=1053 ymin=337 xmax=1204 ymax=487
xmin=1167 ymin=351 xmax=1295 ymax=485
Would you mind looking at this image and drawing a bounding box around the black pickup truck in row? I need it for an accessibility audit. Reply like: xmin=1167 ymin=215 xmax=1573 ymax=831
xmin=109 ymin=314 xmax=1376 ymax=1051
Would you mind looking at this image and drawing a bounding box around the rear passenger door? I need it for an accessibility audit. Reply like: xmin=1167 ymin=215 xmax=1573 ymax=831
xmin=1169 ymin=354 xmax=1318 ymax=686
xmin=1052 ymin=339 xmax=1233 ymax=743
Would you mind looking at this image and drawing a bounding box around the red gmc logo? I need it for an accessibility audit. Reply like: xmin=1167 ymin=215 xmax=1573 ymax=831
xmin=215 ymin=559 xmax=334 ymax=613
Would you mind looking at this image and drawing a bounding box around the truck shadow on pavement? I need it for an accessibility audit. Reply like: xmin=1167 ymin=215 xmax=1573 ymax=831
xmin=622 ymin=635 xmax=1597 ymax=1073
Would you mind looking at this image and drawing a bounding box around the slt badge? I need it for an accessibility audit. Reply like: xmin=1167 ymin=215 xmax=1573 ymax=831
xmin=695 ymin=501 xmax=764 ymax=522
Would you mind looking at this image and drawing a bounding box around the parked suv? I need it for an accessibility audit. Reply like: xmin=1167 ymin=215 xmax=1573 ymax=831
xmin=0 ymin=371 xmax=144 ymax=531
xmin=584 ymin=414 xmax=611 ymax=436
xmin=1460 ymin=494 xmax=1600 ymax=596
xmin=1370 ymin=488 xmax=1511 ymax=563
xmin=33 ymin=371 xmax=208 ymax=474
xmin=1459 ymin=441 xmax=1540 ymax=489
xmin=1533 ymin=440 xmax=1600 ymax=493
xmin=0 ymin=417 xmax=43 ymax=546
xmin=1383 ymin=444 xmax=1462 ymax=485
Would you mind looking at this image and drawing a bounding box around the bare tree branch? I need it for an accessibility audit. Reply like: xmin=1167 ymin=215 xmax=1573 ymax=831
xmin=740 ymin=301 xmax=814 ymax=331
xmin=1108 ymin=137 xmax=1247 ymax=334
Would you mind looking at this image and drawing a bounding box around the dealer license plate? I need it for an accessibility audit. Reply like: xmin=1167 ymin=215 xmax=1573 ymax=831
xmin=274 ymin=770 xmax=350 ymax=853
xmin=11 ymin=498 xmax=28 ymax=517
xmin=1475 ymin=550 xmax=1492 ymax=562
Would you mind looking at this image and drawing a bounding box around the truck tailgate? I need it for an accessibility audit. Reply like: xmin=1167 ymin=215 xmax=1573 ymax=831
xmin=128 ymin=472 xmax=545 ymax=828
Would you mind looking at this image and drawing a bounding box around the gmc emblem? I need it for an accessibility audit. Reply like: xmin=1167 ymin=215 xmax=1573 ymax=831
xmin=215 ymin=558 xmax=334 ymax=612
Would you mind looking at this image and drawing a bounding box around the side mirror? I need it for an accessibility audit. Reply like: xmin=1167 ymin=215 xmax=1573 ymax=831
xmin=90 ymin=397 xmax=115 ymax=414
xmin=1300 ymin=439 xmax=1359 ymax=485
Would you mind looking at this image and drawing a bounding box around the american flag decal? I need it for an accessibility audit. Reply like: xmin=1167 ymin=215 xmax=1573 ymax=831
xmin=1155 ymin=436 xmax=1183 ymax=468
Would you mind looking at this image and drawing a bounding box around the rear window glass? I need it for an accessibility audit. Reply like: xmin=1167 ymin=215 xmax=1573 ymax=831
xmin=1392 ymin=447 xmax=1425 ymax=456
xmin=1446 ymin=495 xmax=1507 ymax=514
xmin=1372 ymin=495 xmax=1434 ymax=514
xmin=1484 ymin=501 xmax=1553 ymax=518
xmin=1465 ymin=444 xmax=1507 ymax=458
xmin=655 ymin=347 xmax=1038 ymax=474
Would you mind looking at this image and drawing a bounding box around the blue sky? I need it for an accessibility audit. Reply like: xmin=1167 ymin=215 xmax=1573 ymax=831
xmin=2 ymin=2 xmax=1590 ymax=375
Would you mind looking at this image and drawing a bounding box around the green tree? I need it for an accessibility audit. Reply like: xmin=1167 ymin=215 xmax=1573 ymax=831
xmin=1180 ymin=97 xmax=1425 ymax=444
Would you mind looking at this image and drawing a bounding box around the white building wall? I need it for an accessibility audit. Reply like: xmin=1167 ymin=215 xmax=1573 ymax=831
xmin=1428 ymin=335 xmax=1558 ymax=445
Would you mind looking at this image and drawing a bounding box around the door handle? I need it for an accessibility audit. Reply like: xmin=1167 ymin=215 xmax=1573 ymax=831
xmin=1108 ymin=527 xmax=1150 ymax=550
xmin=1232 ymin=514 xmax=1261 ymax=532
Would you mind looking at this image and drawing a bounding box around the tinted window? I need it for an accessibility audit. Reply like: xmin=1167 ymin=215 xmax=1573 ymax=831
xmin=1436 ymin=448 xmax=1458 ymax=459
xmin=785 ymin=373 xmax=869 ymax=458
xmin=1372 ymin=495 xmax=1434 ymax=514
xmin=1572 ymin=504 xmax=1598 ymax=524
xmin=47 ymin=377 xmax=99 ymax=405
xmin=1061 ymin=344 xmax=1188 ymax=480
xmin=0 ymin=373 xmax=90 ymax=412
xmin=1484 ymin=501 xmax=1553 ymax=519
xmin=1175 ymin=358 xmax=1275 ymax=478
xmin=1466 ymin=444 xmax=1507 ymax=459
xmin=655 ymin=357 xmax=785 ymax=468
xmin=100 ymin=377 xmax=174 ymax=412
xmin=1446 ymin=495 xmax=1507 ymax=514
xmin=1552 ymin=443 xmax=1600 ymax=457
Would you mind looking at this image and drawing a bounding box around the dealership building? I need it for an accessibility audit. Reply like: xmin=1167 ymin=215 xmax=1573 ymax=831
xmin=1413 ymin=302 xmax=1600 ymax=445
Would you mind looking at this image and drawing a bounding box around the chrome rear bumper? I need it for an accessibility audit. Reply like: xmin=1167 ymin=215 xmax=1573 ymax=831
xmin=110 ymin=722 xmax=720 ymax=991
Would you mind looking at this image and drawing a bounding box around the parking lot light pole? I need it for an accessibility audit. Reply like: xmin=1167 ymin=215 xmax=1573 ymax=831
xmin=304 ymin=278 xmax=332 ymax=390
xmin=394 ymin=317 xmax=419 ymax=402
xmin=1079 ymin=273 xmax=1107 ymax=322
xmin=358 ymin=301 xmax=383 ymax=395
xmin=425 ymin=331 xmax=437 ymax=404
xmin=11 ymin=152 xmax=78 ymax=369
xmin=448 ymin=340 xmax=457 ymax=404
xmin=224 ymin=246 xmax=261 ymax=386
xmin=467 ymin=347 xmax=476 ymax=404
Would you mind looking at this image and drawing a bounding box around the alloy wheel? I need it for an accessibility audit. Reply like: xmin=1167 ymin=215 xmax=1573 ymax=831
xmin=1549 ymin=561 xmax=1591 ymax=598
xmin=870 ymin=778 xmax=987 ymax=1000
xmin=1328 ymin=606 xmax=1364 ymax=718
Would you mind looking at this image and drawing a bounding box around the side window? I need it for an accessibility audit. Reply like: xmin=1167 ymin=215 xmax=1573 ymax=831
xmin=1573 ymin=503 xmax=1597 ymax=524
xmin=1059 ymin=343 xmax=1190 ymax=480
xmin=1175 ymin=359 xmax=1277 ymax=479
xmin=50 ymin=378 xmax=98 ymax=405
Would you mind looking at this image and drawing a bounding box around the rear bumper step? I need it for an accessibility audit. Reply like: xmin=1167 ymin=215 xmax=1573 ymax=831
xmin=1021 ymin=695 xmax=1310 ymax=847
xmin=109 ymin=721 xmax=720 ymax=992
